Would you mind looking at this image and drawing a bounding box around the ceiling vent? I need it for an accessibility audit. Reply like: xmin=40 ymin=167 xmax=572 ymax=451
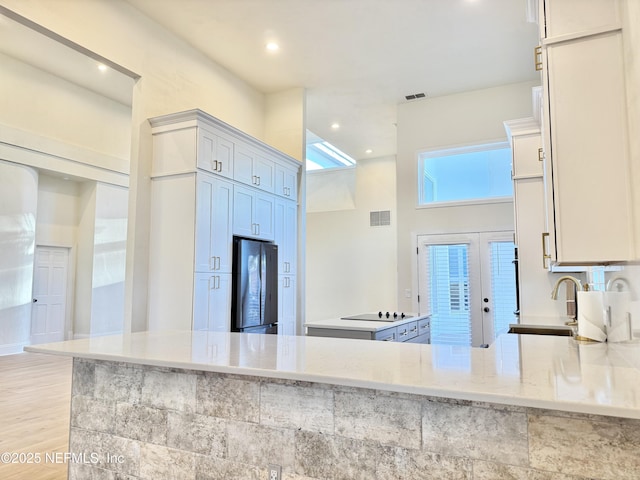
xmin=404 ymin=92 xmax=426 ymax=101
xmin=370 ymin=210 xmax=391 ymax=227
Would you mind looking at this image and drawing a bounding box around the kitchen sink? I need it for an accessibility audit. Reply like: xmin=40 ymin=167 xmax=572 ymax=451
xmin=508 ymin=323 xmax=575 ymax=336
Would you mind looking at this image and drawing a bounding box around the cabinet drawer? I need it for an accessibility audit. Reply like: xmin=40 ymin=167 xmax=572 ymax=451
xmin=418 ymin=318 xmax=431 ymax=338
xmin=397 ymin=321 xmax=418 ymax=342
xmin=374 ymin=327 xmax=397 ymax=342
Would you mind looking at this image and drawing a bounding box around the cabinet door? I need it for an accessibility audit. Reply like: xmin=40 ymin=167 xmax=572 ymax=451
xmin=232 ymin=185 xmax=255 ymax=238
xmin=278 ymin=275 xmax=296 ymax=336
xmin=234 ymin=145 xmax=255 ymax=186
xmin=233 ymin=185 xmax=275 ymax=241
xmin=275 ymin=164 xmax=298 ymax=199
xmin=195 ymin=174 xmax=233 ymax=273
xmin=198 ymin=127 xmax=234 ymax=178
xmin=542 ymin=0 xmax=620 ymax=39
xmin=254 ymin=155 xmax=275 ymax=193
xmin=275 ymin=199 xmax=297 ymax=275
xmin=193 ymin=273 xmax=232 ymax=331
xmin=545 ymin=31 xmax=631 ymax=263
xmin=512 ymin=134 xmax=543 ymax=179
xmin=254 ymin=192 xmax=275 ymax=240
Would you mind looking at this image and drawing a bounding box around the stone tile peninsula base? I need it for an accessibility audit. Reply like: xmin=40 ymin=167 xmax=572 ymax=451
xmin=68 ymin=358 xmax=640 ymax=480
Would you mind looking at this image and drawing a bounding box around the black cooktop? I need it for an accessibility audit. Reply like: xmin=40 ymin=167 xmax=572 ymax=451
xmin=341 ymin=312 xmax=413 ymax=322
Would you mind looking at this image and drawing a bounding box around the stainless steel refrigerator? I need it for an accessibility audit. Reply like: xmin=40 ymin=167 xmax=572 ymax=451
xmin=231 ymin=237 xmax=278 ymax=334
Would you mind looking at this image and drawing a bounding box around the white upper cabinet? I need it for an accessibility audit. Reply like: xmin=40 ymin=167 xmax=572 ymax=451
xmin=540 ymin=0 xmax=621 ymax=39
xmin=149 ymin=109 xmax=300 ymax=194
xmin=234 ymin=144 xmax=275 ymax=193
xmin=275 ymin=163 xmax=298 ymax=200
xmin=197 ymin=126 xmax=234 ymax=179
xmin=233 ymin=184 xmax=275 ymax=241
xmin=538 ymin=0 xmax=633 ymax=265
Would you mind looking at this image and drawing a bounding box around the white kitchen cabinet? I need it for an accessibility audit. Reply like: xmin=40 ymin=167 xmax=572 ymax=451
xmin=274 ymin=198 xmax=297 ymax=276
xmin=151 ymin=119 xmax=234 ymax=179
xmin=278 ymin=275 xmax=296 ymax=335
xmin=233 ymin=184 xmax=275 ymax=241
xmin=149 ymin=109 xmax=300 ymax=333
xmin=193 ymin=273 xmax=232 ymax=331
xmin=506 ymin=118 xmax=567 ymax=317
xmin=234 ymin=144 xmax=275 ymax=193
xmin=195 ymin=173 xmax=233 ymax=274
xmin=539 ymin=0 xmax=621 ymax=39
xmin=538 ymin=0 xmax=633 ymax=265
xmin=275 ymin=163 xmax=297 ymax=200
xmin=197 ymin=125 xmax=234 ymax=179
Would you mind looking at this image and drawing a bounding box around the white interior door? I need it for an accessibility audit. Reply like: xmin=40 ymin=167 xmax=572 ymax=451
xmin=31 ymin=246 xmax=69 ymax=344
xmin=417 ymin=232 xmax=515 ymax=347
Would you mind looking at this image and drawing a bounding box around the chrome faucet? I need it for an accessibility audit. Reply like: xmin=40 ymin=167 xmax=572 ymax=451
xmin=551 ymin=276 xmax=583 ymax=320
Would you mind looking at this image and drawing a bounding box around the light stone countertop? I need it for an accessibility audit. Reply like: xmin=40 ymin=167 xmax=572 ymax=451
xmin=304 ymin=312 xmax=430 ymax=332
xmin=25 ymin=330 xmax=640 ymax=420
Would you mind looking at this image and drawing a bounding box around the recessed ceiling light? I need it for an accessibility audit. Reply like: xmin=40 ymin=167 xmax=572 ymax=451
xmin=365 ymin=149 xmax=373 ymax=154
xmin=97 ymin=63 xmax=108 ymax=72
xmin=331 ymin=123 xmax=340 ymax=130
xmin=266 ymin=42 xmax=279 ymax=52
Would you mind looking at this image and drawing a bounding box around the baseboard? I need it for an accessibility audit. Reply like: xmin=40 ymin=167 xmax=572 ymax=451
xmin=0 ymin=342 xmax=30 ymax=356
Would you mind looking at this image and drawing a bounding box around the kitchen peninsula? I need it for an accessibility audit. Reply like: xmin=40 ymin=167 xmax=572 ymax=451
xmin=26 ymin=331 xmax=640 ymax=479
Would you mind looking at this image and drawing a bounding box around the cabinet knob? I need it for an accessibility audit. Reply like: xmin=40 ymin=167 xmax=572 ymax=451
xmin=483 ymin=307 xmax=490 ymax=313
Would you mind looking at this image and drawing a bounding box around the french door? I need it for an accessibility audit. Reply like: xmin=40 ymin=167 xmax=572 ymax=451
xmin=417 ymin=232 xmax=516 ymax=347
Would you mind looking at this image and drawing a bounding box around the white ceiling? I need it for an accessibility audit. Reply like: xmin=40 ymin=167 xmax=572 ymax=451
xmin=0 ymin=9 xmax=136 ymax=107
xmin=124 ymin=0 xmax=540 ymax=160
xmin=1 ymin=1 xmax=540 ymax=161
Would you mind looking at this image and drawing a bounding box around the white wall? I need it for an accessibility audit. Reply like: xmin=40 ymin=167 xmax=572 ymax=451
xmin=306 ymin=156 xmax=397 ymax=321
xmin=35 ymin=174 xmax=81 ymax=248
xmin=396 ymin=81 xmax=539 ymax=312
xmin=0 ymin=51 xmax=132 ymax=169
xmin=35 ymin=174 xmax=81 ymax=338
xmin=74 ymin=182 xmax=97 ymax=337
xmin=90 ymin=183 xmax=128 ymax=335
xmin=0 ymin=160 xmax=38 ymax=354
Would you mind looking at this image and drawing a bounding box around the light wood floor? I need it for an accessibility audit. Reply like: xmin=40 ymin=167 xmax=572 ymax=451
xmin=0 ymin=352 xmax=72 ymax=480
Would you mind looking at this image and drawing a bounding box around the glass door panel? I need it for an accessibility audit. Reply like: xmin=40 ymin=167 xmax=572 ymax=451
xmin=418 ymin=232 xmax=515 ymax=347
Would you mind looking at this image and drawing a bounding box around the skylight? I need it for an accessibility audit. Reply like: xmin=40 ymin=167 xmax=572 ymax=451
xmin=306 ymin=130 xmax=356 ymax=171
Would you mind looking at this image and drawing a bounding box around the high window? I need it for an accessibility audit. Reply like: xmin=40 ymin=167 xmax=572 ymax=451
xmin=418 ymin=142 xmax=513 ymax=205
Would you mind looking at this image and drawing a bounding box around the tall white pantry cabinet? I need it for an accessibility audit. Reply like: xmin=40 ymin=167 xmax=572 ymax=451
xmin=147 ymin=110 xmax=300 ymax=334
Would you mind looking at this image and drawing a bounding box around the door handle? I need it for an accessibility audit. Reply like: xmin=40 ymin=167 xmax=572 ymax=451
xmin=534 ymin=45 xmax=543 ymax=71
xmin=541 ymin=232 xmax=551 ymax=268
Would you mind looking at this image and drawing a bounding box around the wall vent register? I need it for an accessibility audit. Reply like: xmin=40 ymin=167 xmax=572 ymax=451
xmin=370 ymin=210 xmax=391 ymax=227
